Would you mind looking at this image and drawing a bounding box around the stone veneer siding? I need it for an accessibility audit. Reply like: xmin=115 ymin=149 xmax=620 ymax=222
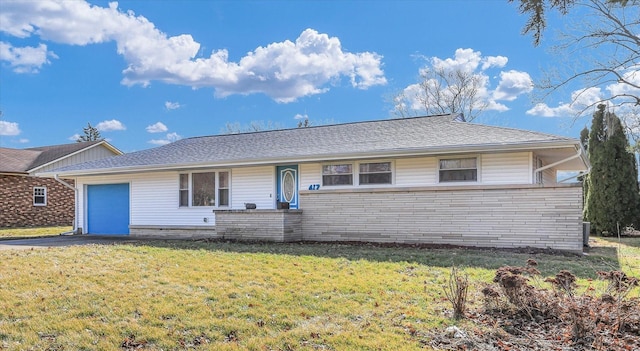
xmin=213 ymin=209 xmax=303 ymax=242
xmin=299 ymin=184 xmax=584 ymax=252
xmin=0 ymin=175 xmax=74 ymax=227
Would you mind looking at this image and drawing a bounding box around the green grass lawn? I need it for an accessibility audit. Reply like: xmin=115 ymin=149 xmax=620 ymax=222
xmin=0 ymin=226 xmax=73 ymax=238
xmin=0 ymin=236 xmax=637 ymax=350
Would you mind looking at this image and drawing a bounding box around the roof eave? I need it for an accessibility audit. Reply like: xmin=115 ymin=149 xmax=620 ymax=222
xmin=38 ymin=139 xmax=582 ymax=177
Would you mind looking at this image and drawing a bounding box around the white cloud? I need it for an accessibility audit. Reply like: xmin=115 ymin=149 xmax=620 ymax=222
xmin=96 ymin=119 xmax=126 ymax=131
xmin=606 ymin=69 xmax=640 ymax=101
xmin=482 ymin=55 xmax=508 ymax=70
xmin=149 ymin=132 xmax=181 ymax=145
xmin=17 ymin=138 xmax=29 ymax=143
xmin=0 ymin=120 xmax=21 ymax=135
xmin=165 ymin=101 xmax=181 ymax=110
xmin=294 ymin=113 xmax=308 ymax=120
xmin=493 ymin=70 xmax=533 ymax=101
xmin=526 ymin=87 xmax=602 ymax=117
xmin=68 ymin=133 xmax=81 ymax=141
xmin=0 ymin=1 xmax=386 ymax=102
xmin=146 ymin=122 xmax=168 ymax=133
xmin=0 ymin=41 xmax=57 ymax=73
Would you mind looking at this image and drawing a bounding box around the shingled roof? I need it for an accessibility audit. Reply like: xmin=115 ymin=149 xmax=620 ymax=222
xmin=0 ymin=141 xmax=117 ymax=174
xmin=44 ymin=114 xmax=584 ymax=176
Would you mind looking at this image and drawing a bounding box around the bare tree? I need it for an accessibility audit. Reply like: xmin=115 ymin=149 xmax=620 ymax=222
xmin=512 ymin=1 xmax=639 ymax=118
xmin=77 ymin=122 xmax=102 ymax=142
xmin=221 ymin=120 xmax=285 ymax=134
xmin=393 ymin=66 xmax=488 ymax=121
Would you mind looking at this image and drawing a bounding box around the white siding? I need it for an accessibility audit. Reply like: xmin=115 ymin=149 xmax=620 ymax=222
xmin=481 ymin=152 xmax=531 ymax=184
xmin=77 ymin=172 xmax=215 ymax=229
xmin=395 ymin=156 xmax=436 ymax=186
xmin=299 ymin=163 xmax=321 ymax=190
xmin=543 ymin=168 xmax=557 ymax=185
xmin=231 ymin=166 xmax=274 ymax=210
xmin=132 ymin=172 xmax=215 ymax=226
xmin=35 ymin=145 xmax=118 ymax=173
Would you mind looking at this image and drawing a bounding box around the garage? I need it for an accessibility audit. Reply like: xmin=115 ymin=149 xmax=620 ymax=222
xmin=87 ymin=183 xmax=130 ymax=235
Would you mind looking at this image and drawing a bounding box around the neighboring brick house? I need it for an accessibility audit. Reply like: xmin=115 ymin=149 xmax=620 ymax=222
xmin=0 ymin=141 xmax=122 ymax=228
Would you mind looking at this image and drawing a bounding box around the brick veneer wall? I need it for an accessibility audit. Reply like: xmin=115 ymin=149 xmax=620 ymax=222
xmin=0 ymin=175 xmax=74 ymax=227
xmin=299 ymin=184 xmax=584 ymax=252
xmin=213 ymin=209 xmax=303 ymax=242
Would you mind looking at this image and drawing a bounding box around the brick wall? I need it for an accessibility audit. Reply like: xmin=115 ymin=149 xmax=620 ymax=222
xmin=0 ymin=175 xmax=74 ymax=227
xmin=214 ymin=210 xmax=303 ymax=242
xmin=299 ymin=184 xmax=584 ymax=252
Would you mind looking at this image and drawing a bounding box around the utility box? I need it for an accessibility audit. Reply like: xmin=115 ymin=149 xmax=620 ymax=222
xmin=583 ymin=222 xmax=590 ymax=247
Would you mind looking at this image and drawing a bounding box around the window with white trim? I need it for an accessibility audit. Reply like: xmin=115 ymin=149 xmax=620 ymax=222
xmin=34 ymin=187 xmax=47 ymax=206
xmin=439 ymin=157 xmax=478 ymax=182
xmin=178 ymin=171 xmax=230 ymax=207
xmin=359 ymin=162 xmax=392 ymax=184
xmin=322 ymin=164 xmax=353 ymax=186
xmin=218 ymin=171 xmax=230 ymax=206
xmin=322 ymin=161 xmax=394 ymax=187
xmin=534 ymin=156 xmax=543 ymax=185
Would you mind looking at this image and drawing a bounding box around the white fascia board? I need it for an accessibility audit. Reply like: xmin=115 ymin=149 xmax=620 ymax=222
xmin=39 ymin=139 xmax=582 ymax=177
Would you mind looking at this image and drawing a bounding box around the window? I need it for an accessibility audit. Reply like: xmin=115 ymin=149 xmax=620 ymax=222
xmin=218 ymin=171 xmax=229 ymax=206
xmin=179 ymin=174 xmax=189 ymax=207
xmin=534 ymin=157 xmax=543 ymax=185
xmin=179 ymin=171 xmax=230 ymax=207
xmin=192 ymin=172 xmax=216 ymax=206
xmin=322 ymin=164 xmax=353 ymax=186
xmin=34 ymin=187 xmax=46 ymax=206
xmin=439 ymin=157 xmax=477 ymax=182
xmin=359 ymin=162 xmax=392 ymax=184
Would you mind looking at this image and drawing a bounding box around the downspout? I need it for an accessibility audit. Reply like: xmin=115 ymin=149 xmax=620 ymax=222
xmin=534 ymin=146 xmax=586 ymax=182
xmin=54 ymin=174 xmax=79 ymax=235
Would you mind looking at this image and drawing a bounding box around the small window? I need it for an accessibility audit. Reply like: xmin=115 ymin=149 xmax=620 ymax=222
xmin=218 ymin=171 xmax=230 ymax=207
xmin=179 ymin=174 xmax=189 ymax=207
xmin=192 ymin=172 xmax=216 ymax=206
xmin=322 ymin=164 xmax=353 ymax=186
xmin=34 ymin=187 xmax=47 ymax=206
xmin=535 ymin=157 xmax=543 ymax=185
xmin=439 ymin=157 xmax=477 ymax=182
xmin=359 ymin=162 xmax=392 ymax=184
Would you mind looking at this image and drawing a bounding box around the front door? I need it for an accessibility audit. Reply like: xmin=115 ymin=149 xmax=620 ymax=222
xmin=276 ymin=165 xmax=298 ymax=209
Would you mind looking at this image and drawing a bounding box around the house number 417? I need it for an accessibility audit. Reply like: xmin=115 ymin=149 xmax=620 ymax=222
xmin=308 ymin=184 xmax=320 ymax=190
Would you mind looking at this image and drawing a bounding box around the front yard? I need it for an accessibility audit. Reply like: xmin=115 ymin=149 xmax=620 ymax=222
xmin=0 ymin=236 xmax=638 ymax=350
xmin=0 ymin=226 xmax=72 ymax=239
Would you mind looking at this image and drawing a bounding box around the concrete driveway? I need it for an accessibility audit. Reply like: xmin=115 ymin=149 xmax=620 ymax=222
xmin=0 ymin=235 xmax=138 ymax=250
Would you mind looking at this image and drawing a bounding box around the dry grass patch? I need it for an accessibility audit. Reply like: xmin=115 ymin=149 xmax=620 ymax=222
xmin=0 ymin=226 xmax=72 ymax=239
xmin=0 ymin=238 xmax=637 ymax=350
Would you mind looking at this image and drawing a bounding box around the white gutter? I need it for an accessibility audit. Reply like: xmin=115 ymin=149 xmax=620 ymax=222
xmin=41 ymin=140 xmax=585 ymax=178
xmin=54 ymin=174 xmax=79 ymax=235
xmin=534 ymin=145 xmax=584 ymax=174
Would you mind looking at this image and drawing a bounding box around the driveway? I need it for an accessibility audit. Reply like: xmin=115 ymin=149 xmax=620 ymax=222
xmin=0 ymin=235 xmax=138 ymax=250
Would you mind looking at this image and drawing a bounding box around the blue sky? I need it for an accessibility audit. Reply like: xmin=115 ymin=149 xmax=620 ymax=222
xmin=0 ymin=0 xmax=599 ymax=152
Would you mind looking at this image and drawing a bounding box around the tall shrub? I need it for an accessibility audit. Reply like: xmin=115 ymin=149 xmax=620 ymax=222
xmin=584 ymin=105 xmax=640 ymax=235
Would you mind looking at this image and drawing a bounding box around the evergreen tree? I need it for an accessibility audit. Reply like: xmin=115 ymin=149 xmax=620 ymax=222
xmin=584 ymin=105 xmax=640 ymax=235
xmin=76 ymin=123 xmax=102 ymax=142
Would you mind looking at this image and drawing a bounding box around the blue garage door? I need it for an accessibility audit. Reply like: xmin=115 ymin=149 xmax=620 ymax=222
xmin=87 ymin=183 xmax=130 ymax=235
